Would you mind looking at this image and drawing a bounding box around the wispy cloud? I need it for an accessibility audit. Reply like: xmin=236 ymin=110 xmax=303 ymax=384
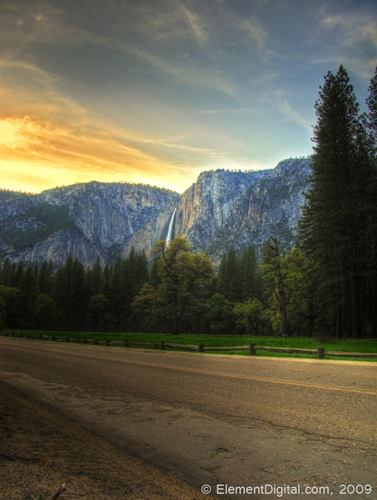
xmin=125 ymin=45 xmax=238 ymax=96
xmin=240 ymin=17 xmax=268 ymax=52
xmin=0 ymin=58 xmax=88 ymax=128
xmin=197 ymin=107 xmax=256 ymax=115
xmin=316 ymin=5 xmax=377 ymax=78
xmin=179 ymin=3 xmax=210 ymax=46
xmin=276 ymin=98 xmax=312 ymax=132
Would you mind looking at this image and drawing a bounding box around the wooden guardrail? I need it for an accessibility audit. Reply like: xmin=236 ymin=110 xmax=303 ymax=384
xmin=1 ymin=331 xmax=377 ymax=359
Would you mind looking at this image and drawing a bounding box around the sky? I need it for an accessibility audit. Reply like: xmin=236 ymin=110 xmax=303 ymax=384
xmin=0 ymin=0 xmax=377 ymax=194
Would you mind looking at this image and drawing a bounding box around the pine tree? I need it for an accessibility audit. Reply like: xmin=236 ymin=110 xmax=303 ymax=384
xmin=38 ymin=261 xmax=54 ymax=295
xmin=217 ymin=247 xmax=242 ymax=301
xmin=69 ymin=259 xmax=88 ymax=330
xmin=262 ymin=237 xmax=288 ymax=336
xmin=15 ymin=262 xmax=24 ymax=288
xmin=364 ymin=66 xmax=377 ymax=335
xmin=90 ymin=257 xmax=104 ymax=296
xmin=0 ymin=259 xmax=13 ymax=287
xmin=52 ymin=267 xmax=66 ymax=330
xmin=240 ymin=245 xmax=262 ymax=301
xmin=108 ymin=255 xmax=124 ymax=331
xmin=300 ymin=66 xmax=376 ymax=337
xmin=17 ymin=267 xmax=39 ymax=328
xmin=226 ymin=247 xmax=241 ymax=302
xmin=366 ymin=66 xmax=377 ymax=138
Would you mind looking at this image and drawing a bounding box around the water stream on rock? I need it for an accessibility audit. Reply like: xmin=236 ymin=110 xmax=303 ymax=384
xmin=166 ymin=208 xmax=177 ymax=246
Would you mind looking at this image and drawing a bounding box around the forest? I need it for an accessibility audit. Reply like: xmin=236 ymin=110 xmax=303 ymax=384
xmin=1 ymin=65 xmax=377 ymax=339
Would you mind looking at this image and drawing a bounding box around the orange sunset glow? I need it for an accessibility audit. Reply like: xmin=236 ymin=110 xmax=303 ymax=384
xmin=1 ymin=1 xmax=376 ymax=194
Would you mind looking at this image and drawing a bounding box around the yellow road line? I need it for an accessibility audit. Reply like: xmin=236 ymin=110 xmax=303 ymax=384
xmin=118 ymin=358 xmax=377 ymax=396
xmin=2 ymin=339 xmax=377 ymax=396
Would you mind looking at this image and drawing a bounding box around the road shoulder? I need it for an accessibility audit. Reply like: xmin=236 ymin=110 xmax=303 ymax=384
xmin=0 ymin=380 xmax=206 ymax=499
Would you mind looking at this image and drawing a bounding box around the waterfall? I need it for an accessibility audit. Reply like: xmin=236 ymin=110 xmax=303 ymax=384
xmin=166 ymin=208 xmax=177 ymax=246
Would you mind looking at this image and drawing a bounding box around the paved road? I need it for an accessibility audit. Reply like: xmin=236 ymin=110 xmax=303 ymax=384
xmin=1 ymin=337 xmax=377 ymax=499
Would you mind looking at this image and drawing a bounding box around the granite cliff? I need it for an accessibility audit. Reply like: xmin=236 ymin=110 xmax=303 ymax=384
xmin=0 ymin=158 xmax=311 ymax=267
xmin=174 ymin=158 xmax=310 ymax=260
xmin=0 ymin=183 xmax=179 ymax=267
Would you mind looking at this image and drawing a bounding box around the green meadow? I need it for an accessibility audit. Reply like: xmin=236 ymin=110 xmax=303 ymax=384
xmin=3 ymin=330 xmax=377 ymax=362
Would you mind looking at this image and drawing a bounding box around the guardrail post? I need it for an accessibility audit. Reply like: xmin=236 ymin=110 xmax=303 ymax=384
xmin=249 ymin=343 xmax=256 ymax=355
xmin=83 ymin=338 xmax=87 ymax=344
xmin=95 ymin=339 xmax=99 ymax=345
xmin=66 ymin=337 xmax=70 ymax=342
xmin=53 ymin=335 xmax=56 ymax=341
xmin=106 ymin=340 xmax=111 ymax=346
xmin=317 ymin=346 xmax=325 ymax=359
xmin=198 ymin=343 xmax=205 ymax=353
xmin=124 ymin=339 xmax=129 ymax=347
xmin=160 ymin=341 xmax=165 ymax=350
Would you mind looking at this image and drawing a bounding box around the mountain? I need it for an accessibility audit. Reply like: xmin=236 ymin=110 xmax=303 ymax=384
xmin=174 ymin=158 xmax=311 ymax=260
xmin=0 ymin=158 xmax=311 ymax=267
xmin=0 ymin=183 xmax=179 ymax=267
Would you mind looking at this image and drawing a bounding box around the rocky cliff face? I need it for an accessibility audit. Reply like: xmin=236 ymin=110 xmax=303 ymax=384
xmin=204 ymin=158 xmax=311 ymax=260
xmin=173 ymin=169 xmax=270 ymax=251
xmin=0 ymin=158 xmax=311 ymax=267
xmin=163 ymin=157 xmax=311 ymax=261
xmin=0 ymin=182 xmax=179 ymax=267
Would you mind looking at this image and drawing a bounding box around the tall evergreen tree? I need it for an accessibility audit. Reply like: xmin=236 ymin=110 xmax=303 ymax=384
xmin=38 ymin=260 xmax=54 ymax=296
xmin=15 ymin=262 xmax=24 ymax=288
xmin=240 ymin=245 xmax=262 ymax=301
xmin=217 ymin=247 xmax=242 ymax=301
xmin=69 ymin=259 xmax=88 ymax=330
xmin=17 ymin=267 xmax=39 ymax=328
xmin=262 ymin=237 xmax=288 ymax=336
xmin=52 ymin=267 xmax=66 ymax=330
xmin=108 ymin=255 xmax=125 ymax=331
xmin=0 ymin=259 xmax=13 ymax=287
xmin=226 ymin=247 xmax=241 ymax=302
xmin=300 ymin=65 xmax=376 ymax=337
xmin=366 ymin=66 xmax=377 ymax=138
xmin=90 ymin=257 xmax=104 ymax=297
xmin=364 ymin=65 xmax=377 ymax=335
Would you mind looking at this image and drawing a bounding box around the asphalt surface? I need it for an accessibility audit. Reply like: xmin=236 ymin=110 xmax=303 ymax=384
xmin=0 ymin=337 xmax=377 ymax=499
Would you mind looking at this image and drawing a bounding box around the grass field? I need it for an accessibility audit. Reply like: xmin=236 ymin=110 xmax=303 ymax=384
xmin=3 ymin=329 xmax=377 ymax=362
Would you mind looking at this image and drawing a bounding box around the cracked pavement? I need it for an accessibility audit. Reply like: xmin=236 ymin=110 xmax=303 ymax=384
xmin=0 ymin=337 xmax=377 ymax=499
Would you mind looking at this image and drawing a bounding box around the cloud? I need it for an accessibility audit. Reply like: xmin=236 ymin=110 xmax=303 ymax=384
xmin=125 ymin=45 xmax=238 ymax=97
xmin=179 ymin=3 xmax=210 ymax=46
xmin=240 ymin=17 xmax=268 ymax=52
xmin=197 ymin=107 xmax=256 ymax=115
xmin=0 ymin=120 xmax=19 ymax=145
xmin=274 ymin=95 xmax=312 ymax=132
xmin=0 ymin=58 xmax=88 ymax=125
xmin=0 ymin=0 xmax=347 ymax=196
xmin=0 ymin=114 xmax=207 ymax=193
xmin=0 ymin=0 xmax=273 ymax=99
xmin=316 ymin=5 xmax=377 ymax=78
